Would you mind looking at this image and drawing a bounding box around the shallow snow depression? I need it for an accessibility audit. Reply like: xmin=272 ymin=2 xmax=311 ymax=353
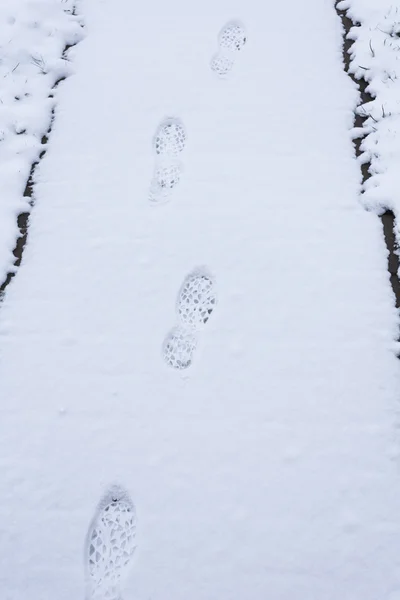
xmin=0 ymin=0 xmax=84 ymax=290
xmin=1 ymin=1 xmax=400 ymax=600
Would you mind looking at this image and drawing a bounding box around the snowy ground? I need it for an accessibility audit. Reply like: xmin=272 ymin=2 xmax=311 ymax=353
xmin=1 ymin=1 xmax=400 ymax=599
xmin=0 ymin=0 xmax=83 ymax=286
xmin=339 ymin=0 xmax=400 ymax=214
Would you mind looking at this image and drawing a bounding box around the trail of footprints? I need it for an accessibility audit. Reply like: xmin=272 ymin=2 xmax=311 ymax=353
xmin=163 ymin=268 xmax=217 ymax=369
xmin=80 ymin=19 xmax=246 ymax=600
xmin=150 ymin=21 xmax=247 ymax=367
xmin=148 ymin=20 xmax=247 ymax=206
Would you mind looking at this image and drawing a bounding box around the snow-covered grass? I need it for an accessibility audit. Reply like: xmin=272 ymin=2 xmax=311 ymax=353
xmin=338 ymin=0 xmax=400 ymax=214
xmin=0 ymin=0 xmax=84 ymax=289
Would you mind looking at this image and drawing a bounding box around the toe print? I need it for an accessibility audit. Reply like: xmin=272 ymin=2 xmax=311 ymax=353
xmin=153 ymin=117 xmax=186 ymax=158
xmin=218 ymin=20 xmax=247 ymax=53
xmin=163 ymin=327 xmax=197 ymax=370
xmin=85 ymin=485 xmax=137 ymax=600
xmin=177 ymin=269 xmax=217 ymax=331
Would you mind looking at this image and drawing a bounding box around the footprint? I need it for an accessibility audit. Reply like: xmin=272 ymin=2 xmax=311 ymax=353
xmin=153 ymin=117 xmax=186 ymax=158
xmin=210 ymin=20 xmax=246 ymax=77
xmin=163 ymin=326 xmax=197 ymax=370
xmin=149 ymin=117 xmax=186 ymax=204
xmin=162 ymin=269 xmax=217 ymax=370
xmin=177 ymin=269 xmax=217 ymax=331
xmin=218 ymin=20 xmax=247 ymax=54
xmin=84 ymin=485 xmax=137 ymax=600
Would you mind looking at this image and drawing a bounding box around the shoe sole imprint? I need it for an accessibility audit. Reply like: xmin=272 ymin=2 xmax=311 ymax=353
xmin=84 ymin=485 xmax=137 ymax=600
xmin=218 ymin=20 xmax=246 ymax=54
xmin=153 ymin=117 xmax=187 ymax=158
xmin=177 ymin=268 xmax=217 ymax=331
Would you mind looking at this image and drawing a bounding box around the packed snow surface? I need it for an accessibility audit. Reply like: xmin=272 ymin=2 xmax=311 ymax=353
xmin=1 ymin=0 xmax=400 ymax=599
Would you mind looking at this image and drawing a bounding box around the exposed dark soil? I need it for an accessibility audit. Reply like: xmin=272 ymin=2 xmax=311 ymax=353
xmin=335 ymin=2 xmax=400 ymax=323
xmin=0 ymin=17 xmax=82 ymax=301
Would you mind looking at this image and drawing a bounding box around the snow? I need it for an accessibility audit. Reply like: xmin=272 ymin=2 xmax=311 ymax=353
xmin=1 ymin=0 xmax=400 ymax=599
xmin=0 ymin=0 xmax=84 ymax=284
xmin=338 ymin=0 xmax=400 ymax=214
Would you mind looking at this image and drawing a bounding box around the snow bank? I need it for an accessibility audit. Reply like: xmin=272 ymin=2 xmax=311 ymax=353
xmin=0 ymin=0 xmax=84 ymax=286
xmin=338 ymin=1 xmax=400 ymax=214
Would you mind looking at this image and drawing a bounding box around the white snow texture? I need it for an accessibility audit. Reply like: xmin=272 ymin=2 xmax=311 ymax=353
xmin=0 ymin=0 xmax=84 ymax=283
xmin=338 ymin=0 xmax=400 ymax=214
xmin=0 ymin=0 xmax=400 ymax=599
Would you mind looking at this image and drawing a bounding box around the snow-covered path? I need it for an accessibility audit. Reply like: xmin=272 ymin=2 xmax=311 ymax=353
xmin=1 ymin=1 xmax=400 ymax=599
